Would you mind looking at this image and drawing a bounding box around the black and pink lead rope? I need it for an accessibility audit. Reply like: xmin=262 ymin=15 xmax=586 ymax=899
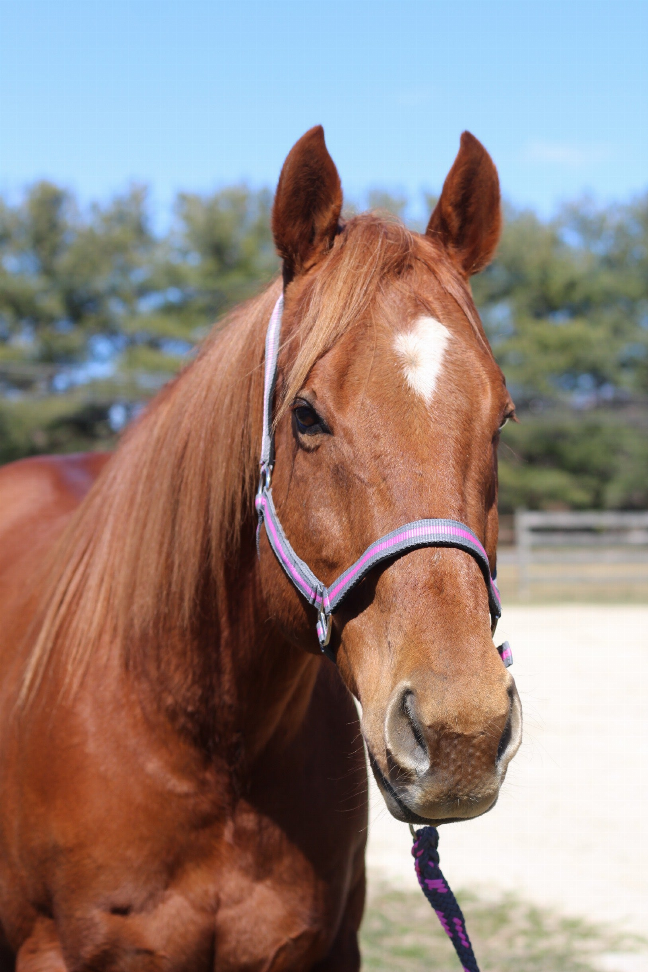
xmin=412 ymin=825 xmax=482 ymax=972
xmin=255 ymin=294 xmax=513 ymax=971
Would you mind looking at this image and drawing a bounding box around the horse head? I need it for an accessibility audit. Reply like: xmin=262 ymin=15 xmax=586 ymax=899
xmin=259 ymin=126 xmax=522 ymax=825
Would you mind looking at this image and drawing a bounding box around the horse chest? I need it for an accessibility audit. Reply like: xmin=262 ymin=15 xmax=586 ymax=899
xmin=0 ymin=598 xmax=366 ymax=971
xmin=105 ymin=814 xmax=349 ymax=971
xmin=2 ymin=806 xmax=355 ymax=972
xmin=212 ymin=856 xmax=328 ymax=971
xmin=202 ymin=793 xmax=356 ymax=970
xmin=0 ymin=713 xmax=364 ymax=972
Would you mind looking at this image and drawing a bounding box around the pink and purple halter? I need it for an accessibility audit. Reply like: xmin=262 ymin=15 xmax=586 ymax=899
xmin=255 ymin=294 xmax=510 ymax=665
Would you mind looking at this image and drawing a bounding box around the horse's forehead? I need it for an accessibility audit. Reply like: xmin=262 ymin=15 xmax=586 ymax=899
xmin=324 ymin=299 xmax=477 ymax=406
xmin=393 ymin=315 xmax=450 ymax=404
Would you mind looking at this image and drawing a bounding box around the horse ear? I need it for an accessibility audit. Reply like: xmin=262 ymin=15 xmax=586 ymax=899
xmin=426 ymin=131 xmax=501 ymax=276
xmin=272 ymin=126 xmax=343 ymax=284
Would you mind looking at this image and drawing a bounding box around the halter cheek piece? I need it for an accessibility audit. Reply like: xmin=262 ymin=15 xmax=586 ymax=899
xmin=255 ymin=295 xmax=511 ymax=668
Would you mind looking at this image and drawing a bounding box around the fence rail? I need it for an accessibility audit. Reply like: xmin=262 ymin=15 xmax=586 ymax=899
xmin=514 ymin=510 xmax=648 ymax=597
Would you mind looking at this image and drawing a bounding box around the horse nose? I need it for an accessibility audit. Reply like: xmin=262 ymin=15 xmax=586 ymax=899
xmin=384 ymin=677 xmax=520 ymax=781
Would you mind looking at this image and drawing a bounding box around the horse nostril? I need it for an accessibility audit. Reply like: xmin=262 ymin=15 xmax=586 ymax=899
xmin=497 ymin=709 xmax=513 ymax=762
xmin=384 ymin=686 xmax=430 ymax=776
xmin=402 ymin=690 xmax=427 ymax=754
xmin=497 ymin=684 xmax=523 ymax=765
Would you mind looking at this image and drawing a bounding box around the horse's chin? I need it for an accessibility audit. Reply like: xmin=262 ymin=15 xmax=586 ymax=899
xmin=368 ymin=751 xmax=500 ymax=826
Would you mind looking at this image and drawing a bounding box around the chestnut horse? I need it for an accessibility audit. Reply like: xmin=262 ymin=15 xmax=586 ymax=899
xmin=0 ymin=128 xmax=521 ymax=971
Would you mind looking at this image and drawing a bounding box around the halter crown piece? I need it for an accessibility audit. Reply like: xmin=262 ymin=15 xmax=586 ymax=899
xmin=255 ymin=294 xmax=513 ymax=972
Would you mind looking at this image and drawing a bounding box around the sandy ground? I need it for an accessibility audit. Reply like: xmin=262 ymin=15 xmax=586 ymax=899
xmin=365 ymin=605 xmax=648 ymax=943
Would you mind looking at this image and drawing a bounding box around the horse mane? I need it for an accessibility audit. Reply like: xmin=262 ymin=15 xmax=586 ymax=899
xmin=20 ymin=214 xmax=482 ymax=705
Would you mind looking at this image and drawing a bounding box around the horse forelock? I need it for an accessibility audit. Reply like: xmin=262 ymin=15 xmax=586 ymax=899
xmin=19 ymin=212 xmax=485 ymax=707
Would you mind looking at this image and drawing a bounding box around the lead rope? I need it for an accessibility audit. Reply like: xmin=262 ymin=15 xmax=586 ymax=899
xmin=411 ymin=825 xmax=481 ymax=972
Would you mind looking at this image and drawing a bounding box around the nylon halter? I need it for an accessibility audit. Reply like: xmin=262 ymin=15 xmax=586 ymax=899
xmin=255 ymin=294 xmax=509 ymax=665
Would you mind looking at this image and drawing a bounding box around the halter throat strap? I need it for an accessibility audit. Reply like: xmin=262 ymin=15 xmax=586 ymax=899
xmin=255 ymin=295 xmax=503 ymax=661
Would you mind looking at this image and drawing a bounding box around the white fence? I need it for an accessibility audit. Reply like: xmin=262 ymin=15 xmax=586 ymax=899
xmin=514 ymin=510 xmax=648 ymax=597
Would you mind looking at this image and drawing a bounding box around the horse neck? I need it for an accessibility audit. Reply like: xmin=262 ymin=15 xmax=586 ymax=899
xmin=117 ymin=284 xmax=322 ymax=762
xmin=134 ymin=521 xmax=320 ymax=768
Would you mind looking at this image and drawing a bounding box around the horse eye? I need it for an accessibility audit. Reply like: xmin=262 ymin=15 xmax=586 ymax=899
xmin=293 ymin=403 xmax=325 ymax=435
xmin=499 ymin=417 xmax=509 ymax=430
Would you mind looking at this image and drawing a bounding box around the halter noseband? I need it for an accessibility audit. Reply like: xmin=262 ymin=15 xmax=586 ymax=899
xmin=255 ymin=295 xmax=510 ymax=666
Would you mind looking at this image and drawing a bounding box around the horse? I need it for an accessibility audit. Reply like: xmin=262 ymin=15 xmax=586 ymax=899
xmin=0 ymin=127 xmax=521 ymax=971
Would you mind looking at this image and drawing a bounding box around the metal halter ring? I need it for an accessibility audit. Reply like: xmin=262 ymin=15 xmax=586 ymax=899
xmin=258 ymin=463 xmax=272 ymax=494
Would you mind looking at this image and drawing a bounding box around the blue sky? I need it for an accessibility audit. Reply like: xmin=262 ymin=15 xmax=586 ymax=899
xmin=1 ymin=0 xmax=647 ymax=220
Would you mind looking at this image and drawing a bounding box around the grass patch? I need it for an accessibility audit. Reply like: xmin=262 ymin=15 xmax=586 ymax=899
xmin=361 ymin=885 xmax=646 ymax=972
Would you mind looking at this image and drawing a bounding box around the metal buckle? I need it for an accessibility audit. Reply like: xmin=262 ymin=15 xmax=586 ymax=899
xmin=317 ymin=608 xmax=332 ymax=648
xmin=255 ymin=464 xmax=273 ymax=554
xmin=257 ymin=463 xmax=272 ymax=497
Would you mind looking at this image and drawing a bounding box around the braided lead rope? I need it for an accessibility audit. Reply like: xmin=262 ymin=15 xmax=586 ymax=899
xmin=412 ymin=826 xmax=481 ymax=972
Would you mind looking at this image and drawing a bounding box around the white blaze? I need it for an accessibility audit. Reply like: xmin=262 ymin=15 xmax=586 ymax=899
xmin=394 ymin=315 xmax=450 ymax=402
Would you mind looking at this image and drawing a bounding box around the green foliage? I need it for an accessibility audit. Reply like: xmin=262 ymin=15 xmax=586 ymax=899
xmin=0 ymin=394 xmax=118 ymax=464
xmin=124 ymin=186 xmax=277 ymax=343
xmin=0 ymin=183 xmax=156 ymax=358
xmin=1 ymin=180 xmax=647 ymax=514
xmin=499 ymin=411 xmax=648 ymax=512
xmin=471 ymin=197 xmax=648 ymax=511
xmin=0 ymin=181 xmax=279 ymax=456
xmin=473 ymin=199 xmax=648 ymax=405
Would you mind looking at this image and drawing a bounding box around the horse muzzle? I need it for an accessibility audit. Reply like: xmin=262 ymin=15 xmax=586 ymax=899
xmin=366 ymin=675 xmax=522 ymax=825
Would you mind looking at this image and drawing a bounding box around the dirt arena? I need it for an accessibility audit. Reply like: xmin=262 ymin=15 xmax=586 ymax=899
xmin=365 ymin=606 xmax=648 ymax=958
